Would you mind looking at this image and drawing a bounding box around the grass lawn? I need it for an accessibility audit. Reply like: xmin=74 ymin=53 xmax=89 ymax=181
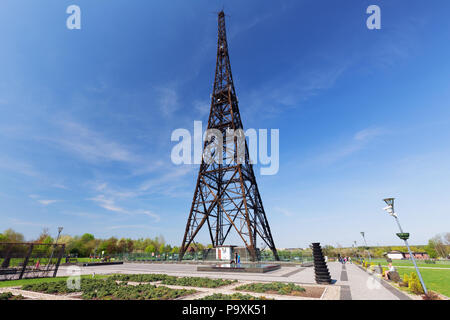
xmin=369 ymin=258 xmax=450 ymax=269
xmin=394 ymin=267 xmax=450 ymax=297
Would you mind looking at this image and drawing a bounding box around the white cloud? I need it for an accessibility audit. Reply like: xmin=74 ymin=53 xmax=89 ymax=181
xmin=242 ymin=63 xmax=349 ymax=119
xmin=139 ymin=210 xmax=161 ymax=222
xmin=156 ymin=87 xmax=178 ymax=117
xmin=62 ymin=211 xmax=107 ymax=219
xmin=193 ymin=100 xmax=210 ymax=116
xmin=88 ymin=194 xmax=161 ymax=222
xmin=273 ymin=207 xmax=294 ymax=217
xmin=29 ymin=195 xmax=60 ymax=206
xmin=38 ymin=200 xmax=59 ymax=205
xmin=52 ymin=183 xmax=69 ymax=190
xmin=229 ymin=12 xmax=273 ymax=39
xmin=95 ymin=183 xmax=108 ymax=192
xmin=88 ymin=195 xmax=126 ymax=213
xmin=310 ymin=127 xmax=387 ymax=166
xmin=129 ymin=160 xmax=165 ymax=177
xmin=0 ymin=157 xmax=40 ymax=177
xmin=9 ymin=218 xmax=48 ymax=227
xmin=52 ymin=121 xmax=138 ymax=164
xmin=106 ymin=225 xmax=156 ymax=230
xmin=354 ymin=127 xmax=386 ymax=141
xmin=139 ymin=166 xmax=192 ymax=192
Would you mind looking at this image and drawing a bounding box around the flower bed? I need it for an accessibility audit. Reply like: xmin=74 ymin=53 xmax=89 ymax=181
xmin=235 ymin=282 xmax=323 ymax=298
xmin=0 ymin=292 xmax=25 ymax=300
xmin=161 ymin=276 xmax=236 ymax=288
xmin=198 ymin=293 xmax=272 ymax=300
xmin=22 ymin=279 xmax=79 ymax=294
xmin=111 ymin=274 xmax=236 ymax=288
xmin=109 ymin=274 xmax=169 ymax=283
xmin=21 ymin=278 xmax=196 ymax=300
xmin=81 ymin=282 xmax=196 ymax=300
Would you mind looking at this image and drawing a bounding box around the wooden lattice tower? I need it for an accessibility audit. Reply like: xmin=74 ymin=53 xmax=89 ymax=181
xmin=179 ymin=11 xmax=279 ymax=261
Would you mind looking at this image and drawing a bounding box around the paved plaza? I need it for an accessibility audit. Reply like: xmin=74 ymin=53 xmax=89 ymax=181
xmin=53 ymin=261 xmax=412 ymax=300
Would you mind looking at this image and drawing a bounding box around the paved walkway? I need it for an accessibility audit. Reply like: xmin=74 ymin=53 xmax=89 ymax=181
xmin=334 ymin=263 xmax=411 ymax=300
xmin=54 ymin=261 xmax=410 ymax=300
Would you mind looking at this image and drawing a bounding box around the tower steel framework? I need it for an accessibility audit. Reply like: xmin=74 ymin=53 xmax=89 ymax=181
xmin=179 ymin=12 xmax=279 ymax=261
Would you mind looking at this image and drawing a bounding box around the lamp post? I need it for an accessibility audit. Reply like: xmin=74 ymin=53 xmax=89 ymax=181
xmin=383 ymin=198 xmax=428 ymax=295
xmin=46 ymin=227 xmax=63 ymax=271
xmin=56 ymin=227 xmax=63 ymax=243
xmin=360 ymin=232 xmax=372 ymax=262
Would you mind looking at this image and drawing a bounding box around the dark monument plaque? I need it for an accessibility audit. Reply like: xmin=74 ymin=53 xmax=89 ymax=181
xmin=312 ymin=242 xmax=332 ymax=284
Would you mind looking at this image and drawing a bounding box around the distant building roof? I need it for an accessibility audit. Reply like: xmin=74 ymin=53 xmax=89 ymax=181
xmin=386 ymin=250 xmax=428 ymax=255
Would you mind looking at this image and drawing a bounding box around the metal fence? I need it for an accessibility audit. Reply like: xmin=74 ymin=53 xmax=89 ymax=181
xmin=111 ymin=250 xmax=313 ymax=264
xmin=0 ymin=242 xmax=65 ymax=281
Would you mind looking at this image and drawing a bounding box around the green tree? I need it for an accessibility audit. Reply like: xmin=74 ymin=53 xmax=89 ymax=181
xmin=145 ymin=244 xmax=156 ymax=254
xmin=164 ymin=244 xmax=172 ymax=253
xmin=36 ymin=228 xmax=51 ymax=243
xmin=81 ymin=233 xmax=95 ymax=243
xmin=322 ymin=245 xmax=335 ymax=257
xmin=105 ymin=237 xmax=118 ymax=254
xmin=67 ymin=237 xmax=83 ymax=256
xmin=1 ymin=229 xmax=25 ymax=243
xmin=126 ymin=239 xmax=134 ymax=253
xmin=425 ymin=243 xmax=437 ymax=259
xmin=117 ymin=238 xmax=127 ymax=253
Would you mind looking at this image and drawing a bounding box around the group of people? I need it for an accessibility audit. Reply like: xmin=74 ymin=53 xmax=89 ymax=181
xmin=230 ymin=252 xmax=241 ymax=266
xmin=339 ymin=256 xmax=352 ymax=264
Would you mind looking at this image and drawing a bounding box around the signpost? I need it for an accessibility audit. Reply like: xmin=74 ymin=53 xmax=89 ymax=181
xmin=383 ymin=198 xmax=428 ymax=295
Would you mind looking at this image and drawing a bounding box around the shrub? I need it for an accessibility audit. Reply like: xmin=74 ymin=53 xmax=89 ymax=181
xmin=399 ymin=274 xmax=409 ymax=287
xmin=0 ymin=292 xmax=13 ymax=300
xmin=422 ymin=291 xmax=441 ymax=300
xmin=408 ymin=273 xmax=424 ymax=295
xmin=0 ymin=292 xmax=24 ymax=300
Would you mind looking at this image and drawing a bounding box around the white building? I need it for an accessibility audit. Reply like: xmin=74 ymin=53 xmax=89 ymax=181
xmin=386 ymin=250 xmax=405 ymax=260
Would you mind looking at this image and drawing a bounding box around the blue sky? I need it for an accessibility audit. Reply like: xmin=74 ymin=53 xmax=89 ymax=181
xmin=0 ymin=0 xmax=449 ymax=248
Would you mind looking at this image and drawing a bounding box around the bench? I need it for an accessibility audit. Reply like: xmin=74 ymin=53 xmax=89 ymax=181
xmin=387 ymin=270 xmax=401 ymax=282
